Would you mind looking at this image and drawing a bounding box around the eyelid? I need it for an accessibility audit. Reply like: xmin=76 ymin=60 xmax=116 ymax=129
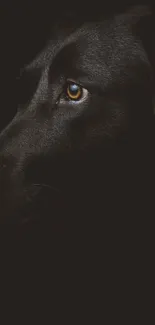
xmin=66 ymin=78 xmax=98 ymax=95
xmin=66 ymin=78 xmax=83 ymax=88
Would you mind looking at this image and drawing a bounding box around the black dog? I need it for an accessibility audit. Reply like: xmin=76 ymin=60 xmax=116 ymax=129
xmin=0 ymin=5 xmax=154 ymax=227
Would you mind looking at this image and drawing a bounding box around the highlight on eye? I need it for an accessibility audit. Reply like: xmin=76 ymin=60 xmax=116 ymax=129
xmin=66 ymin=82 xmax=83 ymax=101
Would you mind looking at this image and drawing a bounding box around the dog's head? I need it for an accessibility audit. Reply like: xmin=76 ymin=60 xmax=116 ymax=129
xmin=0 ymin=6 xmax=154 ymax=224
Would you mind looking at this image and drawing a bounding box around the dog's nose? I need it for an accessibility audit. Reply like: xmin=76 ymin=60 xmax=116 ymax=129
xmin=0 ymin=154 xmax=13 ymax=190
xmin=0 ymin=151 xmax=18 ymax=190
xmin=0 ymin=153 xmax=14 ymax=173
xmin=0 ymin=156 xmax=7 ymax=171
xmin=0 ymin=153 xmax=21 ymax=223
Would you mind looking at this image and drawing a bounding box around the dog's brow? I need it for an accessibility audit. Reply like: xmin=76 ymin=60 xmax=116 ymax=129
xmin=24 ymin=24 xmax=89 ymax=71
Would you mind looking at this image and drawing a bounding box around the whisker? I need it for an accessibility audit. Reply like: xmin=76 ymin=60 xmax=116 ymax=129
xmin=32 ymin=183 xmax=60 ymax=193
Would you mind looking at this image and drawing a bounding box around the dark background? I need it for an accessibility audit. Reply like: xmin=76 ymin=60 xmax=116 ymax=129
xmin=0 ymin=1 xmax=53 ymax=131
xmin=0 ymin=1 xmax=154 ymax=314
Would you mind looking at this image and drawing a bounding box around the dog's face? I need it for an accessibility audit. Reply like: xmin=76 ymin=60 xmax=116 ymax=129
xmin=0 ymin=6 xmax=154 ymax=223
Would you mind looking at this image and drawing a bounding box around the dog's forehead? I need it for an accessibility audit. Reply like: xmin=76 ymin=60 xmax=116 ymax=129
xmin=21 ymin=5 xmax=151 ymax=79
xmin=26 ymin=17 xmax=130 ymax=72
xmin=26 ymin=5 xmax=151 ymax=77
xmin=26 ymin=21 xmax=99 ymax=69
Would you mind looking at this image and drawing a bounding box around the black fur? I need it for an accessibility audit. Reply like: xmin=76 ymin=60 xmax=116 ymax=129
xmin=0 ymin=5 xmax=154 ymax=229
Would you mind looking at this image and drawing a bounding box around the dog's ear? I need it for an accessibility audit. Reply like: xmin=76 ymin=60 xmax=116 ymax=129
xmin=129 ymin=6 xmax=155 ymax=69
xmin=125 ymin=5 xmax=155 ymax=112
xmin=135 ymin=6 xmax=155 ymax=113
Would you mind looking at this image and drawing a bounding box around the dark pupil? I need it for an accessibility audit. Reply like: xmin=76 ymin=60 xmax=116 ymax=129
xmin=69 ymin=83 xmax=79 ymax=94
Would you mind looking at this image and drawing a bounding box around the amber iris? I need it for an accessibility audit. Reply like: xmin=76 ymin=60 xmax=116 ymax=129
xmin=66 ymin=82 xmax=82 ymax=100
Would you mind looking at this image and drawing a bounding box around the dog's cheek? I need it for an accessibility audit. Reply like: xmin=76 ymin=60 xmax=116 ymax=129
xmin=66 ymin=95 xmax=128 ymax=149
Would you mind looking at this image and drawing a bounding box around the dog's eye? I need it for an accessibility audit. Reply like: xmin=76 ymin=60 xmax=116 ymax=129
xmin=59 ymin=80 xmax=88 ymax=105
xmin=66 ymin=82 xmax=83 ymax=101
